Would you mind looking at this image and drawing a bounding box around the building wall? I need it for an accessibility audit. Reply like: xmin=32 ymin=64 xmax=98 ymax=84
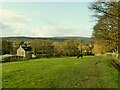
xmin=17 ymin=46 xmax=25 ymax=57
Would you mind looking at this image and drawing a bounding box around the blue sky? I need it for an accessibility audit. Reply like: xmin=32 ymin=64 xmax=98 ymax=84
xmin=1 ymin=2 xmax=95 ymax=37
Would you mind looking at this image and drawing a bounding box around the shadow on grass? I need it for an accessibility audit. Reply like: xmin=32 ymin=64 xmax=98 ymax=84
xmin=110 ymin=59 xmax=120 ymax=72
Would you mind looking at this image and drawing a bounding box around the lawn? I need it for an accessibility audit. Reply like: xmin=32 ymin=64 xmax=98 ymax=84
xmin=2 ymin=56 xmax=118 ymax=88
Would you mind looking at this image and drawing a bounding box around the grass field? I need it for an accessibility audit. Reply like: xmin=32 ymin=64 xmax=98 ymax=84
xmin=2 ymin=56 xmax=118 ymax=88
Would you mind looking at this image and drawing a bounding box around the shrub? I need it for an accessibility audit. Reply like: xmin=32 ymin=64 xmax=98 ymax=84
xmin=2 ymin=56 xmax=23 ymax=62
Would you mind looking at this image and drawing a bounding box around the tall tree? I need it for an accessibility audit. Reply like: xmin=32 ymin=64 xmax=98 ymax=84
xmin=2 ymin=40 xmax=13 ymax=55
xmin=89 ymin=1 xmax=119 ymax=54
xmin=31 ymin=40 xmax=54 ymax=57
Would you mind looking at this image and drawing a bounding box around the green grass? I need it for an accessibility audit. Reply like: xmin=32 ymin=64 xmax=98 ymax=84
xmin=2 ymin=56 xmax=118 ymax=88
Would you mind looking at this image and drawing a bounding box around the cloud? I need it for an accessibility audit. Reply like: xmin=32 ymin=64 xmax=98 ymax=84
xmin=1 ymin=9 xmax=91 ymax=37
xmin=1 ymin=9 xmax=30 ymax=23
xmin=31 ymin=11 xmax=41 ymax=16
xmin=1 ymin=9 xmax=30 ymax=37
xmin=30 ymin=24 xmax=89 ymax=37
xmin=31 ymin=19 xmax=91 ymax=37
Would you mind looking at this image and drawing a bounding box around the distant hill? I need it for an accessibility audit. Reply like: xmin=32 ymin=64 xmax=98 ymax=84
xmin=2 ymin=36 xmax=92 ymax=43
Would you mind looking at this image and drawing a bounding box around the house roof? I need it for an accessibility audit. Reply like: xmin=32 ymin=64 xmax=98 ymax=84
xmin=21 ymin=46 xmax=32 ymax=51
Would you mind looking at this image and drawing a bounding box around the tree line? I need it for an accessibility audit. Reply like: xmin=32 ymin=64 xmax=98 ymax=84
xmin=1 ymin=39 xmax=94 ymax=58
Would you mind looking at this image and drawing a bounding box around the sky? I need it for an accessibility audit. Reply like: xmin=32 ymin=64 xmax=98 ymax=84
xmin=0 ymin=2 xmax=96 ymax=37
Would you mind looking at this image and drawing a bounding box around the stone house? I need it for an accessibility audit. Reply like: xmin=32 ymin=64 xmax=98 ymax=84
xmin=17 ymin=45 xmax=33 ymax=59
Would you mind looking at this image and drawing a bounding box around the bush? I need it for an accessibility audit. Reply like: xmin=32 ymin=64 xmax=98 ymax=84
xmin=34 ymin=54 xmax=50 ymax=59
xmin=2 ymin=56 xmax=23 ymax=62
